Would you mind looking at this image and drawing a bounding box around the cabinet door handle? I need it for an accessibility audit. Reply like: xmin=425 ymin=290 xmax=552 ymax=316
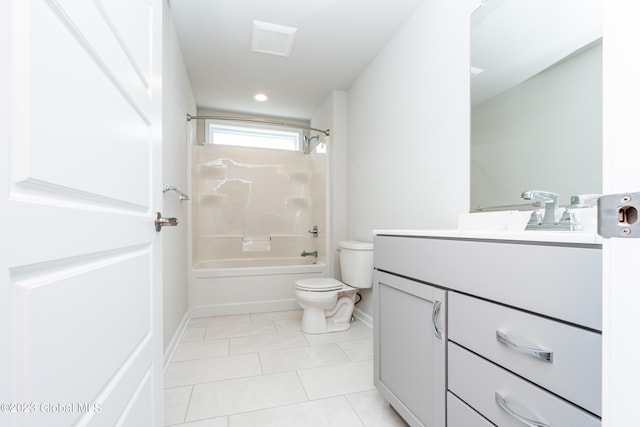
xmin=495 ymin=393 xmax=550 ymax=427
xmin=496 ymin=330 xmax=553 ymax=363
xmin=432 ymin=300 xmax=442 ymax=339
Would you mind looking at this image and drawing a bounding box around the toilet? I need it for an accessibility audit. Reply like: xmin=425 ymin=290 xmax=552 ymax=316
xmin=295 ymin=241 xmax=374 ymax=334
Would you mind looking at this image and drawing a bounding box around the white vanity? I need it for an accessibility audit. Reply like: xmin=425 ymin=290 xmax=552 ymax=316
xmin=373 ymin=227 xmax=602 ymax=427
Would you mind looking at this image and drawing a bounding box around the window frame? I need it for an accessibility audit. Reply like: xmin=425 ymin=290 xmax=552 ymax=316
xmin=206 ymin=120 xmax=303 ymax=152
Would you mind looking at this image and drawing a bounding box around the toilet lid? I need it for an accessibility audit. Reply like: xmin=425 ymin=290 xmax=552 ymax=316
xmin=295 ymin=278 xmax=343 ymax=292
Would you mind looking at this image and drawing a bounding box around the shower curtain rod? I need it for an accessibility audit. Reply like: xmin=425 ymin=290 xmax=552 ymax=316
xmin=186 ymin=114 xmax=330 ymax=136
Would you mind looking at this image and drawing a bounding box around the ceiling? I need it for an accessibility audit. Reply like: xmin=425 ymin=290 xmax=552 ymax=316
xmin=168 ymin=0 xmax=424 ymax=120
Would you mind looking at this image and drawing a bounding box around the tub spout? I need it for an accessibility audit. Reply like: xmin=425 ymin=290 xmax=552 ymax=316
xmin=301 ymin=250 xmax=317 ymax=258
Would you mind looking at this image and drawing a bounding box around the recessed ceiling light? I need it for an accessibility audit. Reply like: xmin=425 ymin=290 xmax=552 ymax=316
xmin=254 ymin=93 xmax=269 ymax=102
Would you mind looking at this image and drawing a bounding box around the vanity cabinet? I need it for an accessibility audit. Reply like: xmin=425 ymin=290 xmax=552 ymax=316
xmin=373 ymin=233 xmax=602 ymax=427
xmin=373 ymin=270 xmax=446 ymax=427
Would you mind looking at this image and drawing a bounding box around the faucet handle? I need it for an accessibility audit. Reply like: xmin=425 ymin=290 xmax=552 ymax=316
xmin=521 ymin=190 xmax=559 ymax=204
xmin=570 ymin=194 xmax=600 ymax=207
xmin=559 ymin=208 xmax=583 ymax=231
xmin=307 ymin=225 xmax=319 ymax=237
xmin=526 ymin=210 xmax=543 ymax=227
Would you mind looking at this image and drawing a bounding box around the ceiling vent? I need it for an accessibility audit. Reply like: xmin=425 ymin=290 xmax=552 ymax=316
xmin=251 ymin=20 xmax=297 ymax=58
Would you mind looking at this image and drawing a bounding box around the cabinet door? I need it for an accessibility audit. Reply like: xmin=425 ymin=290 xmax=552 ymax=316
xmin=373 ymin=270 xmax=446 ymax=427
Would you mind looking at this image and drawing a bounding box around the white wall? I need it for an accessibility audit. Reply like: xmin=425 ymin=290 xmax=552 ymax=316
xmin=347 ymin=0 xmax=475 ymax=316
xmin=162 ymin=1 xmax=196 ymax=352
xmin=347 ymin=0 xmax=473 ymax=241
xmin=471 ymin=41 xmax=602 ymax=209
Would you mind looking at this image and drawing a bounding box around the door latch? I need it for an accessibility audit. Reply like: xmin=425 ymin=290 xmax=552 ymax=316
xmin=155 ymin=212 xmax=178 ymax=232
xmin=598 ymin=192 xmax=640 ymax=238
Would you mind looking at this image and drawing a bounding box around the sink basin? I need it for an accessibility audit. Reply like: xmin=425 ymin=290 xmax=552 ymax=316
xmin=458 ymin=210 xmax=531 ymax=231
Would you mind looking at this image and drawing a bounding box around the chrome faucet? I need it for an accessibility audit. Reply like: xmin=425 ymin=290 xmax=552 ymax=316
xmin=521 ymin=190 xmax=559 ymax=226
xmin=301 ymin=250 xmax=318 ymax=258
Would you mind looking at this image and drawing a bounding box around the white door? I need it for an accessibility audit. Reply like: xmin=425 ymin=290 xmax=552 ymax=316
xmin=602 ymin=1 xmax=640 ymax=425
xmin=1 ymin=0 xmax=163 ymax=426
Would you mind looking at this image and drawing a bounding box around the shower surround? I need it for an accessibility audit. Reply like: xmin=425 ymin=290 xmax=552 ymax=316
xmin=190 ymin=142 xmax=328 ymax=316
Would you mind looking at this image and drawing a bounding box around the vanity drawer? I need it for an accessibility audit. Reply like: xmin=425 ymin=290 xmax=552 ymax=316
xmin=448 ymin=343 xmax=601 ymax=427
xmin=449 ymin=292 xmax=601 ymax=416
xmin=447 ymin=392 xmax=493 ymax=427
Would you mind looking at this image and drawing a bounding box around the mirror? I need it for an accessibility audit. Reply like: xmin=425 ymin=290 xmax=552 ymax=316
xmin=470 ymin=0 xmax=603 ymax=211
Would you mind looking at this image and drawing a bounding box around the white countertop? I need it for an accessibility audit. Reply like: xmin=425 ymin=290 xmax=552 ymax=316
xmin=373 ymin=209 xmax=603 ymax=245
xmin=373 ymin=228 xmax=602 ymax=244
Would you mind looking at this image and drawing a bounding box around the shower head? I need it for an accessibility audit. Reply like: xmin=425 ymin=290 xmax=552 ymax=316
xmin=303 ymin=135 xmax=321 ymax=154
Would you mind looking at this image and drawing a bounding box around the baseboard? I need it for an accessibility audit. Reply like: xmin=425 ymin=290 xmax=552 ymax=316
xmin=353 ymin=307 xmax=373 ymax=329
xmin=163 ymin=311 xmax=190 ymax=373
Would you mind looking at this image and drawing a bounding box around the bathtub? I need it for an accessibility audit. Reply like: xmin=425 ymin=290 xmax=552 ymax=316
xmin=190 ymin=257 xmax=327 ymax=318
xmin=195 ymin=256 xmax=318 ymax=270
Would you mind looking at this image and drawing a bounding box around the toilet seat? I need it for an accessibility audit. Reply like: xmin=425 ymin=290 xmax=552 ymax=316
xmin=295 ymin=278 xmax=343 ymax=292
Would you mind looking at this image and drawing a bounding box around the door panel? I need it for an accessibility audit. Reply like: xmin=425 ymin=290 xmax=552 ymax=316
xmin=16 ymin=0 xmax=151 ymax=206
xmin=4 ymin=0 xmax=162 ymax=425
xmin=93 ymin=0 xmax=152 ymax=86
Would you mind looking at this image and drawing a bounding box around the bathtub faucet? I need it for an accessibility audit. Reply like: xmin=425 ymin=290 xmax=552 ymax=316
xmin=301 ymin=250 xmax=318 ymax=258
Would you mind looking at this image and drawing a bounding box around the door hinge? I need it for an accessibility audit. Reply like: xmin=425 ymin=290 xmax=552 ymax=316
xmin=598 ymin=192 xmax=640 ymax=238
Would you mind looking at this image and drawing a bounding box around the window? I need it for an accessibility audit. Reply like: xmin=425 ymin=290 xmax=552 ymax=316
xmin=208 ymin=122 xmax=301 ymax=151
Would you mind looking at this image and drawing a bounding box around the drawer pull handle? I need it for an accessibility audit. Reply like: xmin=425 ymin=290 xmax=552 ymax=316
xmin=496 ymin=330 xmax=553 ymax=363
xmin=495 ymin=392 xmax=550 ymax=427
xmin=432 ymin=300 xmax=442 ymax=339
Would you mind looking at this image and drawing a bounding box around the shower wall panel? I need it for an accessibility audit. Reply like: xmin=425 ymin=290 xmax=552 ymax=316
xmin=192 ymin=144 xmax=325 ymax=265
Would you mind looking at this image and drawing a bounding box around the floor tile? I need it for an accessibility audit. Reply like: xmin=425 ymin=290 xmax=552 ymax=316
xmin=251 ymin=310 xmax=302 ymax=322
xmin=346 ymin=390 xmax=409 ymax=427
xmin=164 ymin=311 xmax=397 ymax=427
xmin=273 ymin=318 xmax=304 ymax=333
xmin=169 ymin=418 xmax=228 ymax=427
xmin=259 ymin=343 xmax=351 ymax=374
xmin=228 ymin=396 xmax=365 ymax=427
xmin=165 ymin=354 xmax=261 ymax=388
xmin=303 ymin=321 xmax=373 ymax=345
xmin=338 ymin=338 xmax=374 ymax=361
xmin=297 ymin=360 xmax=375 ymax=400
xmin=181 ymin=327 xmax=206 ymax=343
xmin=229 ymin=332 xmax=309 ymax=355
xmin=164 ymin=386 xmax=191 ymax=426
xmin=172 ymin=339 xmax=229 ymax=362
xmin=204 ymin=321 xmax=277 ymax=340
xmin=186 ymin=372 xmax=308 ymax=421
xmin=188 ymin=314 xmax=251 ymax=329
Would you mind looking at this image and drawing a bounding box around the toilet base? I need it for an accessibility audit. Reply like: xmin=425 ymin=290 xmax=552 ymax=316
xmin=299 ymin=292 xmax=356 ymax=334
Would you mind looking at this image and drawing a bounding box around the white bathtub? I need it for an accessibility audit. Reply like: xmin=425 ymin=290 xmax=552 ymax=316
xmin=190 ymin=257 xmax=327 ymax=318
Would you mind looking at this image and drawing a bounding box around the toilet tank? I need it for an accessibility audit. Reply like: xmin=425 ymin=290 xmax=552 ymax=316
xmin=339 ymin=241 xmax=374 ymax=288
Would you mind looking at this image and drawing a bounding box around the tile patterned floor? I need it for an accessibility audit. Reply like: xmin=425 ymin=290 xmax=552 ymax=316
xmin=164 ymin=310 xmax=408 ymax=427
